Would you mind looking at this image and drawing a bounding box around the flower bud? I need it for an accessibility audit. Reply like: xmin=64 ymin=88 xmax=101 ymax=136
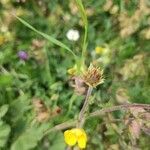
xmin=18 ymin=50 xmax=28 ymax=61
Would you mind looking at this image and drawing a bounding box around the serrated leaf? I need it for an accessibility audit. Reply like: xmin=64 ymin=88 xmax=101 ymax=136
xmin=0 ymin=105 xmax=9 ymax=118
xmin=0 ymin=121 xmax=11 ymax=148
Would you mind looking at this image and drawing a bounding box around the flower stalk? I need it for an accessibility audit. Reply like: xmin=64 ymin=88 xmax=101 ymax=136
xmin=77 ymin=86 xmax=93 ymax=128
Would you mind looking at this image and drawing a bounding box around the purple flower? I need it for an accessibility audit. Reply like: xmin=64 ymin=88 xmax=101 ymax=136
xmin=18 ymin=51 xmax=28 ymax=60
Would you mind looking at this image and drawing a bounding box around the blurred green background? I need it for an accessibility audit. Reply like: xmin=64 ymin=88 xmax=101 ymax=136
xmin=0 ymin=0 xmax=150 ymax=150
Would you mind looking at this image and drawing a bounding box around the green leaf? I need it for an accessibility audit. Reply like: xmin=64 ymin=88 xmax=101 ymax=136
xmin=75 ymin=0 xmax=87 ymax=27
xmin=11 ymin=129 xmax=40 ymax=150
xmin=0 ymin=74 xmax=13 ymax=86
xmin=11 ymin=124 xmax=50 ymax=150
xmin=9 ymin=94 xmax=30 ymax=122
xmin=48 ymin=132 xmax=65 ymax=150
xmin=0 ymin=105 xmax=9 ymax=119
xmin=15 ymin=16 xmax=77 ymax=58
xmin=0 ymin=121 xmax=11 ymax=148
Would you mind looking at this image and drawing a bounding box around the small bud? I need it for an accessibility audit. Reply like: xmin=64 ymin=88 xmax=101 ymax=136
xmin=82 ymin=64 xmax=104 ymax=87
xmin=18 ymin=50 xmax=28 ymax=61
xmin=67 ymin=65 xmax=77 ymax=76
xmin=95 ymin=46 xmax=105 ymax=54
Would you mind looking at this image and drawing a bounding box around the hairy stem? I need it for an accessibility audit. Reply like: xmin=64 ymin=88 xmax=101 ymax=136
xmin=43 ymin=120 xmax=75 ymax=136
xmin=77 ymin=86 xmax=93 ymax=128
xmin=89 ymin=103 xmax=150 ymax=117
xmin=44 ymin=103 xmax=150 ymax=135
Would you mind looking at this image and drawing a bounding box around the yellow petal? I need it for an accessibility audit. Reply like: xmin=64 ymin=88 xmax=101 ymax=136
xmin=67 ymin=68 xmax=76 ymax=75
xmin=64 ymin=130 xmax=77 ymax=146
xmin=77 ymin=134 xmax=87 ymax=149
xmin=72 ymin=128 xmax=87 ymax=149
xmin=72 ymin=128 xmax=82 ymax=136
xmin=67 ymin=65 xmax=77 ymax=75
xmin=95 ymin=46 xmax=105 ymax=54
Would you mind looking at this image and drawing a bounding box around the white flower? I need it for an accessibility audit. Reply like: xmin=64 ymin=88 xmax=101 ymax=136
xmin=66 ymin=29 xmax=80 ymax=41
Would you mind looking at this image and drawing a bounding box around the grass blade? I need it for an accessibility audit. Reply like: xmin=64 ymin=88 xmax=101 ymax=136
xmin=15 ymin=16 xmax=77 ymax=58
xmin=75 ymin=0 xmax=88 ymax=66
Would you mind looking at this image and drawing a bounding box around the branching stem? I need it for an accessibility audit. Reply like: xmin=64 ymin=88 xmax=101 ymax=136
xmin=43 ymin=103 xmax=150 ymax=135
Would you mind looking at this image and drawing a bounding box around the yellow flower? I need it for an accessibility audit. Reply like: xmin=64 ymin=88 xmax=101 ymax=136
xmin=67 ymin=65 xmax=77 ymax=75
xmin=95 ymin=46 xmax=105 ymax=54
xmin=64 ymin=128 xmax=87 ymax=149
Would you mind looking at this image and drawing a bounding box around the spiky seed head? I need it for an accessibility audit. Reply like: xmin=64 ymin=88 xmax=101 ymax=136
xmin=82 ymin=64 xmax=104 ymax=87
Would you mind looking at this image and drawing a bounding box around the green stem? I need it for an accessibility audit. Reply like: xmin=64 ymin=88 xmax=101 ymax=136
xmin=81 ymin=25 xmax=88 ymax=67
xmin=68 ymin=94 xmax=78 ymax=114
xmin=75 ymin=0 xmax=88 ymax=68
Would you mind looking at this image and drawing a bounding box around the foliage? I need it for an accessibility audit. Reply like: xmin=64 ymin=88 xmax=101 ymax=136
xmin=0 ymin=0 xmax=150 ymax=149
